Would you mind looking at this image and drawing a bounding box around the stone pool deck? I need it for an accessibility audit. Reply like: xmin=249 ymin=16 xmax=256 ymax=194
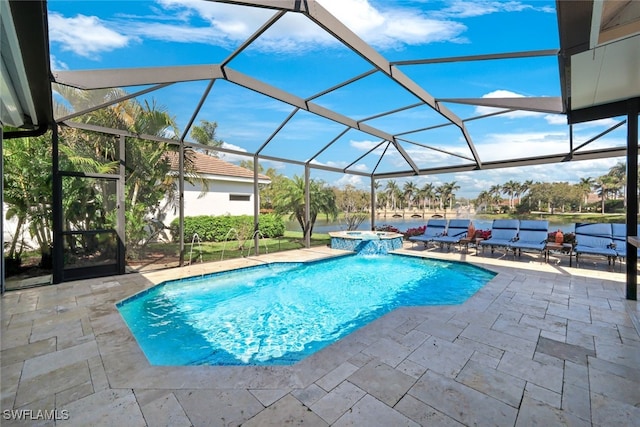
xmin=1 ymin=244 xmax=639 ymax=426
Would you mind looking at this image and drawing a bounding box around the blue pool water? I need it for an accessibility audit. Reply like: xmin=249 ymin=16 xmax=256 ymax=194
xmin=117 ymin=255 xmax=495 ymax=366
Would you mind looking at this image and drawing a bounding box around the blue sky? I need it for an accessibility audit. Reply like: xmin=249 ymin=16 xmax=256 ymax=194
xmin=47 ymin=0 xmax=628 ymax=198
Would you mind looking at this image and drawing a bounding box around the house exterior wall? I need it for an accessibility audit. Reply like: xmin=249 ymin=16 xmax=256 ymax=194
xmin=160 ymin=179 xmax=257 ymax=227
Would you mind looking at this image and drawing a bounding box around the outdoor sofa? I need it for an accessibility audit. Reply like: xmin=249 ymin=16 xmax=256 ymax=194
xmin=408 ymin=218 xmax=447 ymax=247
xmin=572 ymin=223 xmax=617 ymax=268
xmin=478 ymin=219 xmax=519 ymax=255
xmin=509 ymin=219 xmax=549 ymax=259
xmin=431 ymin=219 xmax=471 ymax=251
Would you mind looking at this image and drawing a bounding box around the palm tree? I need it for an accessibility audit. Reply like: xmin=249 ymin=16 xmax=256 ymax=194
xmin=502 ymin=180 xmax=519 ymax=209
xmin=190 ymin=119 xmax=225 ymax=156
xmin=594 ymin=175 xmax=616 ymax=214
xmin=435 ymin=185 xmax=445 ymax=210
xmin=488 ymin=184 xmax=502 ymax=211
xmin=420 ymin=183 xmax=435 ymax=210
xmin=403 ymin=181 xmax=418 ymax=209
xmin=608 ymin=162 xmax=626 ymax=205
xmin=385 ymin=180 xmax=400 ymax=210
xmin=442 ymin=181 xmax=460 ymax=209
xmin=520 ymin=179 xmax=533 ymax=209
xmin=577 ymin=177 xmax=594 ymax=212
xmin=272 ymin=175 xmax=338 ymax=237
xmin=377 ymin=192 xmax=389 ymax=215
xmin=474 ymin=190 xmax=493 ymax=212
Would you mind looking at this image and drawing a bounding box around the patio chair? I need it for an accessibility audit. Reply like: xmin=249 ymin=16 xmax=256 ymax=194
xmin=611 ymin=223 xmax=640 ymax=270
xmin=432 ymin=219 xmax=471 ymax=251
xmin=510 ymin=219 xmax=549 ymax=259
xmin=573 ymin=223 xmax=617 ymax=268
xmin=408 ymin=218 xmax=447 ymax=247
xmin=478 ymin=219 xmax=519 ymax=255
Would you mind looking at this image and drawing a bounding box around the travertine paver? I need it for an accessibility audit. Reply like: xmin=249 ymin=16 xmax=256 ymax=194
xmin=455 ymin=360 xmax=525 ymax=408
xmin=1 ymin=246 xmax=639 ymax=426
xmin=333 ymin=394 xmax=418 ymax=426
xmin=243 ymin=394 xmax=327 ymax=427
xmin=137 ymin=391 xmax=192 ymax=427
xmin=409 ymin=370 xmax=519 ymax=426
xmin=346 ymin=360 xmax=416 ymax=406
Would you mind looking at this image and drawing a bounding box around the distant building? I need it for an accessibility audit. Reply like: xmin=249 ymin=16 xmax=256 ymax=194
xmin=162 ymin=151 xmax=271 ymax=226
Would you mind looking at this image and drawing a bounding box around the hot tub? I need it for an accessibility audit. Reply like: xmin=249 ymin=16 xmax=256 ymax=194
xmin=329 ymin=230 xmax=404 ymax=255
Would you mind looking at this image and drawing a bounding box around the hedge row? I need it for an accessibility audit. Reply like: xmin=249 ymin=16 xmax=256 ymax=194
xmin=169 ymin=214 xmax=285 ymax=242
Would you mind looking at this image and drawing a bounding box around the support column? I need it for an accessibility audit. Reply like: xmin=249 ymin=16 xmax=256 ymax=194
xmin=52 ymin=125 xmax=63 ymax=284
xmin=626 ymin=99 xmax=638 ymax=300
xmin=253 ymin=155 xmax=260 ymax=256
xmin=178 ymin=143 xmax=185 ymax=266
xmin=304 ymin=165 xmax=311 ymax=248
xmin=117 ymin=136 xmax=126 ymax=274
xmin=1 ymin=128 xmax=4 ymax=293
xmin=370 ymin=177 xmax=376 ymax=231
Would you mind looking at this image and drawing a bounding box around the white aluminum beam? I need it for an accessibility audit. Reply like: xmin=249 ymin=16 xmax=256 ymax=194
xmin=439 ymin=96 xmax=564 ymax=114
xmin=53 ymin=65 xmax=225 ymax=90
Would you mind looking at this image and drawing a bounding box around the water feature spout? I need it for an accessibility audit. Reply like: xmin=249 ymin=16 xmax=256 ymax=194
xmin=189 ymin=233 xmax=203 ymax=265
xmin=246 ymin=230 xmax=269 ymax=257
xmin=220 ymin=228 xmax=240 ymax=261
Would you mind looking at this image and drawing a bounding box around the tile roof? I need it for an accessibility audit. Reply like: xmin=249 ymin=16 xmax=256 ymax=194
xmin=166 ymin=151 xmax=270 ymax=181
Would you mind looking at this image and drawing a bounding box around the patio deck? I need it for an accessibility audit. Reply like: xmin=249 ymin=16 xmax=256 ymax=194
xmin=1 ymin=243 xmax=639 ymax=426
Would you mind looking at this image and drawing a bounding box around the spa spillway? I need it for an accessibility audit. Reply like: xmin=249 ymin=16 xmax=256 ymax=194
xmin=329 ymin=231 xmax=404 ymax=255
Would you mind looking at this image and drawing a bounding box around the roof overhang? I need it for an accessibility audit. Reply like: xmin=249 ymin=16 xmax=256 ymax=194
xmin=0 ymin=0 xmax=53 ymax=133
xmin=557 ymin=0 xmax=640 ymax=124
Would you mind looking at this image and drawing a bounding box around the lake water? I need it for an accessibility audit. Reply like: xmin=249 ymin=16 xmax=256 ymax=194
xmin=286 ymin=216 xmax=576 ymax=234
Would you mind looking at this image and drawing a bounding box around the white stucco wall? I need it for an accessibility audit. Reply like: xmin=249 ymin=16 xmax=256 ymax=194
xmin=160 ymin=178 xmax=258 ymax=227
xmin=2 ymin=202 xmax=36 ymax=249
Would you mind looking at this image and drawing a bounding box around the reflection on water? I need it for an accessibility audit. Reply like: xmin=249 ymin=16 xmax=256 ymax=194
xmin=286 ymin=216 xmax=576 ymax=234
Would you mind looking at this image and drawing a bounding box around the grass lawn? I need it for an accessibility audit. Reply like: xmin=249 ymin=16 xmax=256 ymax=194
xmin=473 ymin=212 xmax=628 ymax=224
xmin=137 ymin=231 xmax=331 ymax=266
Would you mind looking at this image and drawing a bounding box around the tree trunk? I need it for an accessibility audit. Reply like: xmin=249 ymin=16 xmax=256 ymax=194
xmin=7 ymin=215 xmax=25 ymax=258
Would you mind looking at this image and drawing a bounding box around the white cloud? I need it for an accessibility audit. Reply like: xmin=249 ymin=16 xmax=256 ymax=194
xmin=48 ymin=13 xmax=132 ymax=58
xmin=350 ymin=139 xmax=385 ymax=151
xmin=476 ymin=130 xmax=568 ymax=161
xmin=474 ymin=90 xmax=546 ymax=119
xmin=435 ymin=1 xmax=553 ymax=18
xmin=544 ymin=114 xmax=566 ymax=125
xmin=217 ymin=141 xmax=249 ymax=163
xmin=137 ymin=1 xmax=333 ymax=52
xmin=335 ymin=174 xmax=366 ymax=188
xmin=308 ymin=159 xmax=369 ymax=172
xmin=51 ymin=0 xmax=470 ymax=56
xmin=351 ymin=163 xmax=369 ymax=172
xmin=437 ymin=1 xmax=526 ymax=18
xmin=573 ymin=117 xmax=622 ymax=129
xmin=319 ymin=0 xmax=468 ymax=48
xmin=49 ymin=55 xmax=68 ymax=71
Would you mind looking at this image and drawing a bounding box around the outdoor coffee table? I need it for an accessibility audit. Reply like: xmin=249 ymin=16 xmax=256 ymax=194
xmin=545 ymin=242 xmax=573 ymax=266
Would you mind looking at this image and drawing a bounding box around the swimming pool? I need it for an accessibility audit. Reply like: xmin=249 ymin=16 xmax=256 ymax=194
xmin=117 ymin=254 xmax=495 ymax=366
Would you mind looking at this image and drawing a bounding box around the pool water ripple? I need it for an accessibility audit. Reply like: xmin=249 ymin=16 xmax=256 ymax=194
xmin=117 ymin=255 xmax=495 ymax=366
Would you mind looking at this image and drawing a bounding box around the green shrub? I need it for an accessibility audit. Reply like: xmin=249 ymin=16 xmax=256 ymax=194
xmin=258 ymin=213 xmax=285 ymax=238
xmin=170 ymin=214 xmax=284 ymax=242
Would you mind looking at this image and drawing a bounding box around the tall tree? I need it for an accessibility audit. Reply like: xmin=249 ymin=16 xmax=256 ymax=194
xmin=271 ymin=175 xmax=338 ymax=237
xmin=335 ymin=185 xmax=368 ymax=230
xmin=420 ymin=183 xmax=435 ymax=210
xmin=190 ymin=119 xmax=224 ymax=156
xmin=441 ymin=181 xmax=460 ymax=209
xmin=3 ymin=136 xmax=54 ymax=265
xmin=403 ymin=181 xmax=418 ymax=209
xmin=502 ymin=180 xmax=519 ymax=209
xmin=595 ymin=175 xmax=616 ymax=214
xmin=384 ymin=180 xmax=399 ymax=210
xmin=608 ymin=162 xmax=626 ymax=206
xmin=577 ymin=177 xmax=594 ymax=212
